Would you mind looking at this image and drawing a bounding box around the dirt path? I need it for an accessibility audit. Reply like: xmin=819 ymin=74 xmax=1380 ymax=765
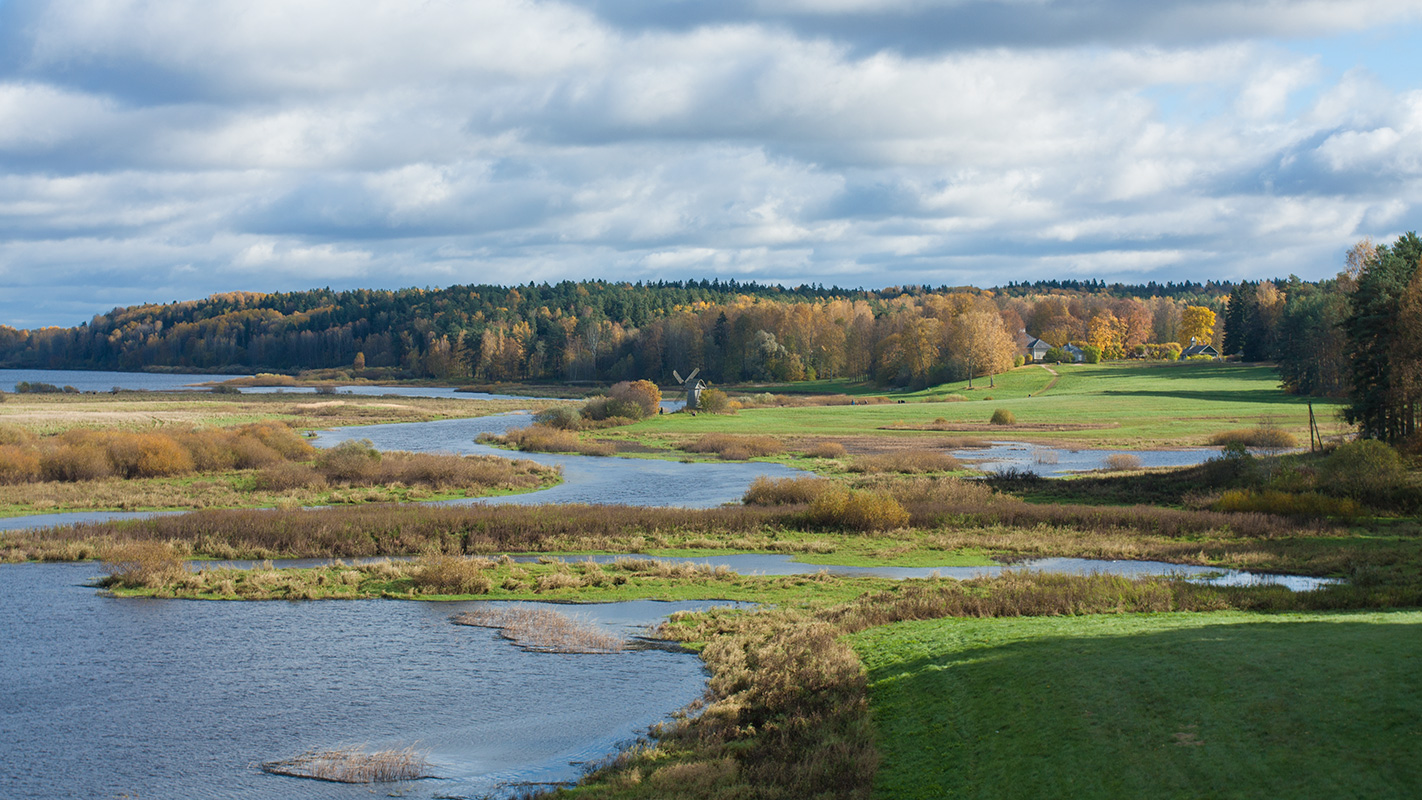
xmin=1033 ymin=364 xmax=1060 ymax=395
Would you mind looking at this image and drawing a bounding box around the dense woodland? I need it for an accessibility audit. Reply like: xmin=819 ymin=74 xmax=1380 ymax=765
xmin=0 ymin=237 xmax=1416 ymax=440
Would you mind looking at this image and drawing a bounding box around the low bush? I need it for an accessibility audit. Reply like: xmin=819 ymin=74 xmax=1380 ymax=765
xmin=697 ymin=388 xmax=731 ymax=414
xmin=682 ymin=434 xmax=783 ymax=460
xmin=481 ymin=424 xmax=614 ymax=457
xmin=0 ymin=444 xmax=40 ymax=483
xmin=533 ymin=405 xmax=582 ymax=430
xmin=1320 ymin=440 xmax=1408 ymax=500
xmin=15 ymin=381 xmax=63 ymax=394
xmin=39 ymin=444 xmax=114 ymax=482
xmin=581 ymin=395 xmax=645 ymax=422
xmin=316 ymin=439 xmax=382 ymax=483
xmin=1208 ymin=424 xmax=1299 ymax=450
xmin=609 ymin=380 xmax=662 ymax=417
xmin=849 ymin=450 xmax=960 ymax=474
xmin=990 ymin=408 xmax=1016 ymax=425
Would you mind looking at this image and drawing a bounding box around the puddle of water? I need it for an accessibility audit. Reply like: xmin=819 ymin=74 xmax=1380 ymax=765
xmin=956 ymin=440 xmax=1222 ymax=476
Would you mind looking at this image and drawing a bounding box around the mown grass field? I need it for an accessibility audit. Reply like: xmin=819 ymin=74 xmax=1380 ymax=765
xmin=616 ymin=362 xmax=1347 ymax=450
xmin=852 ymin=610 xmax=1422 ymax=800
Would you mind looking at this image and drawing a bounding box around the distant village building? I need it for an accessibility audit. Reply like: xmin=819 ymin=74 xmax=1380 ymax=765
xmin=1062 ymin=343 xmax=1086 ymax=363
xmin=1024 ymin=336 xmax=1052 ymax=363
xmin=1181 ymin=337 xmax=1220 ymax=359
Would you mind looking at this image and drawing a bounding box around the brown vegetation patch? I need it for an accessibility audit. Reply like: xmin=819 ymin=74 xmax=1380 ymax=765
xmin=681 ymin=433 xmax=783 ymax=460
xmin=881 ymin=421 xmax=1120 ymax=432
xmin=849 ymin=450 xmax=961 ymax=474
xmin=479 ymin=424 xmax=615 ymax=456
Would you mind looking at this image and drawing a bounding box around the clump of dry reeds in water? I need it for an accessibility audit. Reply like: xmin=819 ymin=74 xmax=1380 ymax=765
xmin=1209 ymin=422 xmax=1299 ymax=450
xmin=453 ymin=605 xmax=626 ymax=653
xmin=261 ymin=745 xmax=432 ymax=783
xmin=1103 ymin=453 xmax=1143 ymax=471
xmin=98 ymin=539 xmax=189 ymax=588
xmin=849 ymin=449 xmax=960 ymax=474
xmin=681 ymin=433 xmax=783 ymax=460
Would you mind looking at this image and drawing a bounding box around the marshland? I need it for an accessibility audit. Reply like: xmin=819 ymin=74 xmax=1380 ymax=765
xmin=3 ymin=362 xmax=1421 ymax=799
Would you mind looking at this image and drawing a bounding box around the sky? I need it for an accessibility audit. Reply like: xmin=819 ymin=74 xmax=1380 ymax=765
xmin=1 ymin=0 xmax=1420 ymax=329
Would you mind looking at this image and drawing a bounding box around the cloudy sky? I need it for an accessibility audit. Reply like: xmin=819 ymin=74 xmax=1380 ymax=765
xmin=1 ymin=0 xmax=1420 ymax=328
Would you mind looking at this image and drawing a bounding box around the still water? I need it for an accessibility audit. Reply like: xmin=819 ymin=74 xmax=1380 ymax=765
xmin=0 ymin=562 xmax=717 ymax=800
xmin=955 ymin=440 xmax=1223 ymax=475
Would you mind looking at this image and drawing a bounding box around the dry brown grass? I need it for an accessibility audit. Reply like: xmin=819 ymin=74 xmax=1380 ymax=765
xmin=681 ymin=433 xmax=784 ymax=460
xmin=453 ymin=605 xmax=626 ymax=653
xmin=806 ymin=486 xmax=910 ymax=531
xmin=743 ymin=476 xmax=835 ymax=505
xmin=412 ymin=551 xmax=496 ymax=595
xmin=1209 ymin=425 xmax=1299 ymax=449
xmin=261 ymin=746 xmax=432 ymax=783
xmin=803 ymin=441 xmax=848 ymax=459
xmin=849 ymin=449 xmax=961 ymax=474
xmin=99 ymin=539 xmax=189 ymax=589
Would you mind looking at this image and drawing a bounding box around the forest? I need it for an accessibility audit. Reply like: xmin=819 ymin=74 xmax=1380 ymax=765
xmin=0 ymin=239 xmax=1413 ymax=420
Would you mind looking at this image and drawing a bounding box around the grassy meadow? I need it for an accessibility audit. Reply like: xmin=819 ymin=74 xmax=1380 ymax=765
xmin=602 ymin=361 xmax=1347 ymax=452
xmin=854 ymin=610 xmax=1422 ymax=799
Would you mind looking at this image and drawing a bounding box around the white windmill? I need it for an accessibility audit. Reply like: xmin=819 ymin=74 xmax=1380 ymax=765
xmin=672 ymin=368 xmax=705 ymax=410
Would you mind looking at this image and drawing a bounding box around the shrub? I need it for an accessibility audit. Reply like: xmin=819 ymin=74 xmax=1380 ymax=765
xmin=39 ymin=444 xmax=114 ymax=481
xmin=1044 ymin=347 xmax=1068 ymax=364
xmin=743 ymin=476 xmax=835 ymax=505
xmin=210 ymin=384 xmax=241 ymax=394
xmin=0 ymin=424 xmax=35 ymax=446
xmin=990 ymin=408 xmax=1016 ymax=425
xmin=238 ymin=423 xmax=315 ymax=460
xmin=849 ymin=450 xmax=960 ymax=473
xmin=581 ymin=395 xmax=645 ymax=422
xmin=682 ymin=434 xmax=782 ymax=460
xmin=0 ymin=444 xmax=40 ymax=483
xmin=805 ymin=486 xmax=910 ymax=531
xmin=1103 ymin=453 xmax=1142 ymax=471
xmin=229 ymin=437 xmax=284 ymax=469
xmin=1081 ymin=345 xmax=1102 ymax=363
xmin=15 ymin=381 xmax=63 ymax=393
xmin=533 ymin=405 xmax=582 ymax=430
xmin=609 ymin=380 xmax=662 ymax=417
xmin=317 ymin=439 xmax=382 ymax=483
xmin=106 ymin=433 xmax=195 ymax=478
xmin=804 ymin=441 xmax=847 ymax=459
xmin=697 ymin=388 xmax=730 ymax=413
xmin=1321 ymin=440 xmax=1407 ymax=499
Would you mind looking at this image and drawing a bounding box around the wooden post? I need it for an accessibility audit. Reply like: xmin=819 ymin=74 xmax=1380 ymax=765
xmin=1307 ymin=402 xmax=1319 ymax=452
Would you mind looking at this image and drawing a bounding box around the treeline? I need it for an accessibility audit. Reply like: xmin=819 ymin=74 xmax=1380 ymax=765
xmin=0 ymin=278 xmax=1240 ymax=385
xmin=0 ymin=269 xmax=1377 ymax=395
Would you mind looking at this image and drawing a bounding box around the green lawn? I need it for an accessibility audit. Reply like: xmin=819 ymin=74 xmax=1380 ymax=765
xmin=630 ymin=361 xmax=1345 ymax=448
xmin=852 ymin=610 xmax=1422 ymax=800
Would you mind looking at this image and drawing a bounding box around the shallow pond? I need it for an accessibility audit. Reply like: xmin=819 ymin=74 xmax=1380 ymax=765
xmin=955 ymin=440 xmax=1222 ymax=476
xmin=0 ymin=561 xmax=722 ymax=800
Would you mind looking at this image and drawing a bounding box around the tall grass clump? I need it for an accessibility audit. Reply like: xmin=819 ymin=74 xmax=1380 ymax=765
xmin=411 ymin=551 xmax=495 ymax=595
xmin=99 ymin=539 xmax=188 ymax=589
xmin=1209 ymin=421 xmax=1298 ymax=450
xmin=682 ymin=434 xmax=783 ymax=460
xmin=1214 ymin=489 xmax=1361 ymax=518
xmin=743 ymin=476 xmax=835 ymax=505
xmin=806 ymin=486 xmax=910 ymax=531
xmin=804 ymin=441 xmax=847 ymax=459
xmin=990 ymin=408 xmax=1016 ymax=425
xmin=533 ymin=405 xmax=582 ymax=430
xmin=262 ymin=746 xmax=432 ymax=783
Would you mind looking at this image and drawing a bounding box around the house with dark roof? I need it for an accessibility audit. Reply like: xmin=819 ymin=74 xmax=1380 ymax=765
xmin=1062 ymin=343 xmax=1086 ymax=363
xmin=1181 ymin=337 xmax=1220 ymax=358
xmin=1024 ymin=337 xmax=1052 ymax=362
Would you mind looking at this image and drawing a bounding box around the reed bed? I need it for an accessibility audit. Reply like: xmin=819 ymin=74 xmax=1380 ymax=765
xmin=478 ymin=424 xmax=615 ymax=456
xmin=849 ymin=449 xmax=960 ymax=474
xmin=261 ymin=746 xmax=432 ymax=783
xmin=1103 ymin=453 xmax=1143 ymax=471
xmin=452 ymin=605 xmax=626 ymax=653
xmin=1208 ymin=425 xmax=1299 ymax=449
xmin=680 ymin=433 xmax=784 ymax=460
xmin=803 ymin=441 xmax=848 ymax=459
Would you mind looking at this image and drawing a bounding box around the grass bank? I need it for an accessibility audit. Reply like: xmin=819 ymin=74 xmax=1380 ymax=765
xmin=852 ymin=610 xmax=1422 ymax=799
